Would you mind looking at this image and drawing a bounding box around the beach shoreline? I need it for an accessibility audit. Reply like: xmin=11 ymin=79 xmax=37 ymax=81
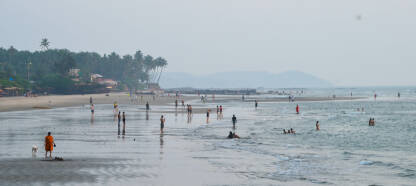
xmin=0 ymin=92 xmax=196 ymax=112
xmin=0 ymin=93 xmax=367 ymax=112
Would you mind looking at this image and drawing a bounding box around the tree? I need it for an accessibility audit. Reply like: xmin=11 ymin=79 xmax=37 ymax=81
xmin=153 ymin=57 xmax=167 ymax=83
xmin=54 ymin=54 xmax=76 ymax=75
xmin=40 ymin=38 xmax=50 ymax=50
xmin=0 ymin=45 xmax=167 ymax=93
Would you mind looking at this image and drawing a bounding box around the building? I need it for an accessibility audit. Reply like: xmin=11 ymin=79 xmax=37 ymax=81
xmin=68 ymin=68 xmax=80 ymax=77
xmin=90 ymin=73 xmax=103 ymax=82
xmin=97 ymin=78 xmax=118 ymax=89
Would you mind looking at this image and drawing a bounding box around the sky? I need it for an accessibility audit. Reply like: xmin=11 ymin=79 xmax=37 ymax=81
xmin=1 ymin=0 xmax=415 ymax=86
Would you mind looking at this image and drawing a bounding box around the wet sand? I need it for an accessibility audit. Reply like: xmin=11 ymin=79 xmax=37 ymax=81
xmin=0 ymin=105 xmax=242 ymax=185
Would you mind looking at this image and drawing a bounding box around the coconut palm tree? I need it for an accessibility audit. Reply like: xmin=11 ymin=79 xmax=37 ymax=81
xmin=154 ymin=57 xmax=167 ymax=83
xmin=40 ymin=38 xmax=50 ymax=50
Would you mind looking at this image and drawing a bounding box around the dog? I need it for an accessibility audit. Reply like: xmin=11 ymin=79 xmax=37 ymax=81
xmin=32 ymin=145 xmax=38 ymax=153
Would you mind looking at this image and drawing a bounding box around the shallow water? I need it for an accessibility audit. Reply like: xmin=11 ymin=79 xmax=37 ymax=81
xmin=0 ymin=87 xmax=415 ymax=185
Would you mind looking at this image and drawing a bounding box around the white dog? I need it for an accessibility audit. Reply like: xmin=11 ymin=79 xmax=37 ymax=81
xmin=32 ymin=145 xmax=38 ymax=153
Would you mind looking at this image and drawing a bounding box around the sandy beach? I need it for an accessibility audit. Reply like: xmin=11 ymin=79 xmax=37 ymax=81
xmin=0 ymin=92 xmax=365 ymax=113
xmin=0 ymin=89 xmax=414 ymax=185
xmin=0 ymin=92 xmax=196 ymax=112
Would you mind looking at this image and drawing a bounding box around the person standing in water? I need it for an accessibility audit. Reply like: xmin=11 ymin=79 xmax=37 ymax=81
xmin=146 ymin=102 xmax=150 ymax=111
xmin=232 ymin=114 xmax=237 ymax=128
xmin=219 ymin=105 xmax=223 ymax=119
xmin=44 ymin=132 xmax=55 ymax=159
xmin=90 ymin=96 xmax=93 ymax=104
xmin=91 ymin=104 xmax=95 ymax=114
xmin=296 ymin=104 xmax=299 ymax=114
xmin=175 ymin=99 xmax=178 ymax=108
xmin=369 ymin=118 xmax=375 ymax=126
xmin=117 ymin=111 xmax=121 ymax=135
xmin=255 ymin=100 xmax=258 ymax=109
xmin=316 ymin=121 xmax=320 ymax=130
xmin=398 ymin=92 xmax=401 ymax=98
xmin=160 ymin=115 xmax=165 ymax=133
xmin=206 ymin=110 xmax=210 ymax=123
xmin=122 ymin=112 xmax=126 ymax=135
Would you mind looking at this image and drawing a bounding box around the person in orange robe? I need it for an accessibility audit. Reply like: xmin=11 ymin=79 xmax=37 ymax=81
xmin=44 ymin=132 xmax=55 ymax=158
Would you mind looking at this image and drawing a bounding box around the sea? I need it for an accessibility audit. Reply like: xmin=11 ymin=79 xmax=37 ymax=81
xmin=0 ymin=87 xmax=415 ymax=186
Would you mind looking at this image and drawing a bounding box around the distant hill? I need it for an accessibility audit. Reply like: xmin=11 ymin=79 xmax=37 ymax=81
xmin=159 ymin=71 xmax=333 ymax=88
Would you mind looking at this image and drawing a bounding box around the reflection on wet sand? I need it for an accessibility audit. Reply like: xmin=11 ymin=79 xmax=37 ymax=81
xmin=146 ymin=111 xmax=149 ymax=120
xmin=90 ymin=114 xmax=94 ymax=125
xmin=160 ymin=133 xmax=164 ymax=159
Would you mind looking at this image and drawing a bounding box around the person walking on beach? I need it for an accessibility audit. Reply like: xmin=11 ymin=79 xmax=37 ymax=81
xmin=160 ymin=115 xmax=165 ymax=133
xmin=182 ymin=100 xmax=185 ymax=107
xmin=91 ymin=104 xmax=95 ymax=114
xmin=122 ymin=112 xmax=126 ymax=135
xmin=219 ymin=105 xmax=223 ymax=119
xmin=44 ymin=132 xmax=55 ymax=159
xmin=232 ymin=114 xmax=237 ymax=128
xmin=316 ymin=121 xmax=320 ymax=130
xmin=146 ymin=102 xmax=150 ymax=111
xmin=206 ymin=110 xmax=210 ymax=123
xmin=296 ymin=104 xmax=299 ymax=114
xmin=117 ymin=111 xmax=121 ymax=135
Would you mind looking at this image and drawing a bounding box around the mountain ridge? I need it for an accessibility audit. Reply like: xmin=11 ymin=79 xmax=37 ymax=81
xmin=159 ymin=70 xmax=333 ymax=89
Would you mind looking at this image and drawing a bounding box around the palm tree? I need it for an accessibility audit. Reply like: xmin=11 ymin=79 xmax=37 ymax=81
xmin=154 ymin=57 xmax=167 ymax=83
xmin=40 ymin=38 xmax=50 ymax=50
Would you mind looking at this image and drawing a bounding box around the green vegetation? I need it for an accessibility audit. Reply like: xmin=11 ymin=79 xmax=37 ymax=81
xmin=0 ymin=39 xmax=167 ymax=94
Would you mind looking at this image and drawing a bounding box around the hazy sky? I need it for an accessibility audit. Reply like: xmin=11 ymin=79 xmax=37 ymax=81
xmin=1 ymin=0 xmax=415 ymax=86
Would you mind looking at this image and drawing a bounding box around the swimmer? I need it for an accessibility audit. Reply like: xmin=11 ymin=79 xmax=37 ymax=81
xmin=290 ymin=128 xmax=296 ymax=134
xmin=227 ymin=131 xmax=233 ymax=139
xmin=283 ymin=129 xmax=287 ymax=134
xmin=369 ymin=118 xmax=375 ymax=126
xmin=233 ymin=132 xmax=240 ymax=138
